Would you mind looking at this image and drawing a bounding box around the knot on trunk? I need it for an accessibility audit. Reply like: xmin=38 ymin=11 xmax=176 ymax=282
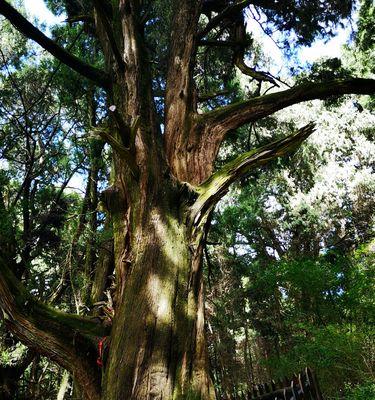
xmin=99 ymin=186 xmax=122 ymax=214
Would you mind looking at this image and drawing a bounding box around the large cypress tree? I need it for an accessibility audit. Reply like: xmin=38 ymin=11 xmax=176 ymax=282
xmin=0 ymin=1 xmax=374 ymax=399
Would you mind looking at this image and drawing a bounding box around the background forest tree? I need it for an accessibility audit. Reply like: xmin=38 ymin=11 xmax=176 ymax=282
xmin=0 ymin=0 xmax=374 ymax=399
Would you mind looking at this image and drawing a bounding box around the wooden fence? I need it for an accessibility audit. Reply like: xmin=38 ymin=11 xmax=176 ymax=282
xmin=239 ymin=367 xmax=323 ymax=400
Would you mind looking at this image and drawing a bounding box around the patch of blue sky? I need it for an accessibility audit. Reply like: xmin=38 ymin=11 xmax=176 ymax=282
xmin=244 ymin=6 xmax=356 ymax=78
xmin=24 ymin=0 xmax=65 ymax=32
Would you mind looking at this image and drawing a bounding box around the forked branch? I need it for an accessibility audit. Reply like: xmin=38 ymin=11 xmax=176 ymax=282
xmin=190 ymin=123 xmax=316 ymax=227
xmin=0 ymin=0 xmax=111 ymax=88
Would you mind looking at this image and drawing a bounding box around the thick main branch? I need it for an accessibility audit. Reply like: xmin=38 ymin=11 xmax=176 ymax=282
xmin=0 ymin=256 xmax=105 ymax=400
xmin=190 ymin=123 xmax=315 ymax=227
xmin=165 ymin=0 xmax=202 ymax=163
xmin=0 ymin=0 xmax=111 ymax=89
xmin=203 ymin=78 xmax=375 ymax=133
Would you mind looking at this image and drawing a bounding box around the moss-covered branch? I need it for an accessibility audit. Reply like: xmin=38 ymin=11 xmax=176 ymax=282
xmin=202 ymin=78 xmax=375 ymax=134
xmin=0 ymin=256 xmax=105 ymax=400
xmin=190 ymin=123 xmax=315 ymax=227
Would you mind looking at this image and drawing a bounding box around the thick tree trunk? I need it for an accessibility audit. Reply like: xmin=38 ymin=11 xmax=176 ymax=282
xmin=96 ymin=1 xmax=215 ymax=396
xmin=100 ymin=150 xmax=215 ymax=399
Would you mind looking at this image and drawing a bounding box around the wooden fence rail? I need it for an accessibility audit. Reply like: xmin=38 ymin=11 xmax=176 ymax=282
xmin=239 ymin=367 xmax=324 ymax=400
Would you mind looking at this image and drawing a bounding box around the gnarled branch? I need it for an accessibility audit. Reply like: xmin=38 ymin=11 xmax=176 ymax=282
xmin=232 ymin=14 xmax=277 ymax=85
xmin=199 ymin=39 xmax=245 ymax=47
xmin=190 ymin=123 xmax=316 ymax=227
xmin=0 ymin=0 xmax=111 ymax=89
xmin=0 ymin=255 xmax=106 ymax=400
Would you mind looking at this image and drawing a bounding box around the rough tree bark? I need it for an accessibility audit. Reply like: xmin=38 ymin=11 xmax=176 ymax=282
xmin=0 ymin=1 xmax=375 ymax=399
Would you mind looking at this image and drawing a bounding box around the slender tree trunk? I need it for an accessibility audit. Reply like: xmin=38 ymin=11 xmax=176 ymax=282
xmin=83 ymin=92 xmax=103 ymax=301
xmin=57 ymin=371 xmax=70 ymax=400
xmin=244 ymin=324 xmax=255 ymax=385
xmin=90 ymin=228 xmax=114 ymax=307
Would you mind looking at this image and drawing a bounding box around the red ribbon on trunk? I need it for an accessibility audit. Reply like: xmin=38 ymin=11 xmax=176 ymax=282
xmin=97 ymin=336 xmax=108 ymax=368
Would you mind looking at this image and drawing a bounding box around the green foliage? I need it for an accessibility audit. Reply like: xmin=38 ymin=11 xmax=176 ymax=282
xmin=265 ymin=324 xmax=373 ymax=396
xmin=206 ymin=93 xmax=375 ymax=397
xmin=344 ymin=381 xmax=375 ymax=400
xmin=295 ymin=58 xmax=354 ymax=107
xmin=261 ymin=0 xmax=354 ymax=47
xmin=297 ymin=57 xmax=353 ymax=82
xmin=344 ymin=0 xmax=375 ymax=108
xmin=356 ymin=0 xmax=375 ymax=55
xmin=45 ymin=0 xmax=91 ymax=18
